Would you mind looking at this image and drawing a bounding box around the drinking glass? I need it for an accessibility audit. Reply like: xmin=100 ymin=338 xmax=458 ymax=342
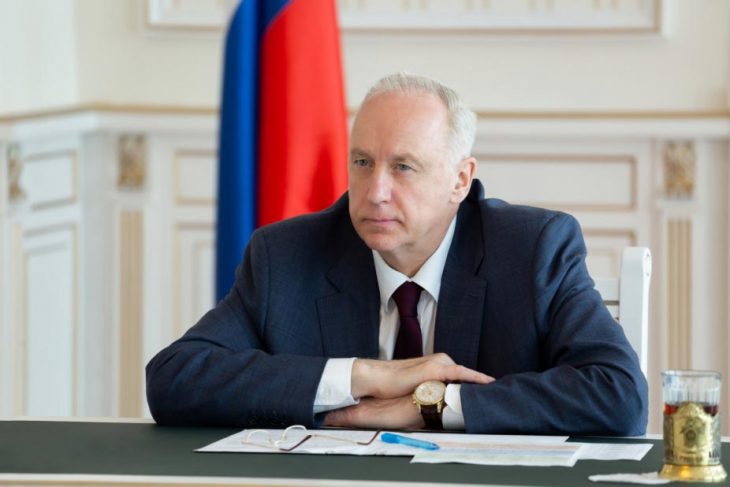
xmin=660 ymin=370 xmax=727 ymax=482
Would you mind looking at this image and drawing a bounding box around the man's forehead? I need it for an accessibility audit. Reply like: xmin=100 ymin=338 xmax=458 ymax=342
xmin=350 ymin=95 xmax=450 ymax=159
xmin=358 ymin=89 xmax=445 ymax=114
xmin=353 ymin=92 xmax=448 ymax=135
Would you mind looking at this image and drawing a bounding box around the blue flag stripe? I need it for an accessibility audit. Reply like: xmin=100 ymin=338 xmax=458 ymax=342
xmin=215 ymin=0 xmax=292 ymax=302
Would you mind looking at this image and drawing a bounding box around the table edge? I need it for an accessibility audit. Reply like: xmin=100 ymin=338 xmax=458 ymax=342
xmin=0 ymin=474 xmax=523 ymax=487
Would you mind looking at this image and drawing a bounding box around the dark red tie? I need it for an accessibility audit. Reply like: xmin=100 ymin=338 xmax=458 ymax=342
xmin=392 ymin=282 xmax=424 ymax=359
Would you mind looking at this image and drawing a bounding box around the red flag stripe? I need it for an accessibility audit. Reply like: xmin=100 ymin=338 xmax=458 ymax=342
xmin=258 ymin=0 xmax=348 ymax=226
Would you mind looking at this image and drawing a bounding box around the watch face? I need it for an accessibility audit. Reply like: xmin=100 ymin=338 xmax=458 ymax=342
xmin=415 ymin=380 xmax=446 ymax=405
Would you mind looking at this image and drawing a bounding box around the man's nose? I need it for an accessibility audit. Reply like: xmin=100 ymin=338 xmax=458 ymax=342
xmin=367 ymin=166 xmax=392 ymax=204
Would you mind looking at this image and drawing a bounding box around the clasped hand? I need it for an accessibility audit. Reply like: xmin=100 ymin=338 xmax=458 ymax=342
xmin=323 ymin=353 xmax=493 ymax=430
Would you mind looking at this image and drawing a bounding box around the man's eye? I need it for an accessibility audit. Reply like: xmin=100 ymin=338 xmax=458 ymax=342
xmin=396 ymin=163 xmax=412 ymax=172
xmin=353 ymin=159 xmax=369 ymax=167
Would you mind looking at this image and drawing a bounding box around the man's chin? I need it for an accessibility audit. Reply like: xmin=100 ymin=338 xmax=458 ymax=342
xmin=357 ymin=233 xmax=400 ymax=254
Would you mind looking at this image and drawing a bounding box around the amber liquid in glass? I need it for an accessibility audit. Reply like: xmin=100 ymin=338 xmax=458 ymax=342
xmin=664 ymin=402 xmax=719 ymax=416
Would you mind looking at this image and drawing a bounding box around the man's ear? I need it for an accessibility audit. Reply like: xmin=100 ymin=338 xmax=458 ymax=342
xmin=451 ymin=157 xmax=476 ymax=203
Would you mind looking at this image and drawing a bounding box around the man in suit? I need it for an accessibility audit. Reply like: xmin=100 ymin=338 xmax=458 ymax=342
xmin=146 ymin=73 xmax=648 ymax=435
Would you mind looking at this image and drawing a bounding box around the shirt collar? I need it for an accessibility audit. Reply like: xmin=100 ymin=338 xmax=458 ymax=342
xmin=372 ymin=216 xmax=457 ymax=309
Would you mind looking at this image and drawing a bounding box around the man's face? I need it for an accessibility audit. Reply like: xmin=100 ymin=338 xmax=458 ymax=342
xmin=348 ymin=91 xmax=472 ymax=274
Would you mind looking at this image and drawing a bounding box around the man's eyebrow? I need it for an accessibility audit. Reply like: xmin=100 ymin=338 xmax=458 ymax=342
xmin=349 ymin=148 xmax=371 ymax=158
xmin=393 ymin=152 xmax=421 ymax=162
xmin=348 ymin=149 xmax=423 ymax=166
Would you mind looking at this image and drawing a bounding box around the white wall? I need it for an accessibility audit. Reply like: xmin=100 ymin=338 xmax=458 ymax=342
xmin=0 ymin=0 xmax=79 ymax=114
xmin=0 ymin=0 xmax=223 ymax=115
xmin=0 ymin=0 xmax=728 ymax=116
xmin=73 ymin=0 xmax=223 ymax=108
xmin=342 ymin=0 xmax=730 ymax=111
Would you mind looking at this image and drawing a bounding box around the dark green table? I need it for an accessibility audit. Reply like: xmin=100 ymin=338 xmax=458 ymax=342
xmin=1 ymin=421 xmax=728 ymax=486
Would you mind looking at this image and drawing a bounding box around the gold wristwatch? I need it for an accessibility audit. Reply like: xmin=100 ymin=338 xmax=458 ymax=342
xmin=413 ymin=380 xmax=446 ymax=430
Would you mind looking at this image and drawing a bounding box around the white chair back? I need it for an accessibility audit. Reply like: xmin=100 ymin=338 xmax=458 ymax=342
xmin=593 ymin=247 xmax=652 ymax=375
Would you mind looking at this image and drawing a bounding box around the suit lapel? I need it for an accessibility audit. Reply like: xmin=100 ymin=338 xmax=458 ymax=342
xmin=317 ymin=228 xmax=380 ymax=359
xmin=434 ymin=182 xmax=488 ymax=370
xmin=434 ymin=265 xmax=487 ymax=370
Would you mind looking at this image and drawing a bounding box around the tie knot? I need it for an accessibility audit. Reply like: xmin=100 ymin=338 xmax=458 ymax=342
xmin=392 ymin=281 xmax=422 ymax=318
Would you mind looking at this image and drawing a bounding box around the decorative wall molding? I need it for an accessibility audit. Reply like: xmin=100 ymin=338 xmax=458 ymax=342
xmin=22 ymin=150 xmax=78 ymax=211
xmin=3 ymin=104 xmax=730 ymax=126
xmin=141 ymin=0 xmax=662 ymax=34
xmin=0 ymin=104 xmax=218 ymax=123
xmin=17 ymin=224 xmax=78 ymax=417
xmin=583 ymin=228 xmax=637 ymax=244
xmin=339 ymin=0 xmax=662 ymax=33
xmin=145 ymin=0 xmax=236 ymax=30
xmin=174 ymin=150 xmax=217 ymax=206
xmin=663 ymin=141 xmax=695 ymax=199
xmin=476 ymin=153 xmax=637 ymax=212
xmin=173 ymin=223 xmax=214 ymax=338
xmin=118 ymin=135 xmax=147 ymax=190
xmin=10 ymin=223 xmax=23 ymax=416
xmin=7 ymin=144 xmax=26 ymax=203
xmin=666 ymin=218 xmax=692 ymax=370
xmin=472 ymin=111 xmax=730 ymax=120
xmin=119 ymin=211 xmax=144 ymax=418
xmin=582 ymin=229 xmax=637 ymax=278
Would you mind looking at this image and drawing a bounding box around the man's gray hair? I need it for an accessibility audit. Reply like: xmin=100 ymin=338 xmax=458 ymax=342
xmin=362 ymin=72 xmax=477 ymax=162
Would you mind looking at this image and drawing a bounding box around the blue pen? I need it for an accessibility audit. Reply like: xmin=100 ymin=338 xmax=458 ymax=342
xmin=380 ymin=432 xmax=440 ymax=451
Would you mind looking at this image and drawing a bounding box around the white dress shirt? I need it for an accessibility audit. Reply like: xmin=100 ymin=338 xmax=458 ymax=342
xmin=313 ymin=217 xmax=465 ymax=429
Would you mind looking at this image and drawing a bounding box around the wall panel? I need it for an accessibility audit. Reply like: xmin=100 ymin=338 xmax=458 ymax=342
xmin=119 ymin=211 xmax=144 ymax=418
xmin=18 ymin=225 xmax=77 ymax=416
xmin=174 ymin=223 xmax=214 ymax=338
xmin=476 ymin=154 xmax=635 ymax=212
xmin=21 ymin=151 xmax=77 ymax=211
xmin=583 ymin=230 xmax=636 ymax=278
xmin=174 ymin=150 xmax=216 ymax=206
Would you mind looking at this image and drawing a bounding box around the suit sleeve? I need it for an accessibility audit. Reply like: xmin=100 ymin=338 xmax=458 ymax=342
xmin=460 ymin=213 xmax=649 ymax=435
xmin=145 ymin=230 xmax=328 ymax=427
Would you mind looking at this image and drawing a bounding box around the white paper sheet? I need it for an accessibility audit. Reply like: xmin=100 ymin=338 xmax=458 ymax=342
xmin=574 ymin=442 xmax=653 ymax=461
xmin=410 ymin=442 xmax=583 ymax=467
xmin=588 ymin=472 xmax=670 ymax=484
xmin=197 ymin=428 xmax=382 ymax=455
xmin=197 ymin=428 xmax=568 ymax=459
xmin=197 ymin=428 xmax=649 ymax=468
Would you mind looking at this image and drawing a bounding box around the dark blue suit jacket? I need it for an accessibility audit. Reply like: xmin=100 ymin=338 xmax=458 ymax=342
xmin=146 ymin=180 xmax=648 ymax=435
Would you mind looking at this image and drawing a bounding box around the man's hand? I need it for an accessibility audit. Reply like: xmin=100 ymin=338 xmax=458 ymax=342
xmin=351 ymin=353 xmax=493 ymax=399
xmin=323 ymin=396 xmax=425 ymax=430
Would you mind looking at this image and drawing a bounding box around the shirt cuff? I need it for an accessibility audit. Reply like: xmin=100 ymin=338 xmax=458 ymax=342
xmin=442 ymin=383 xmax=465 ymax=430
xmin=313 ymin=357 xmax=359 ymax=414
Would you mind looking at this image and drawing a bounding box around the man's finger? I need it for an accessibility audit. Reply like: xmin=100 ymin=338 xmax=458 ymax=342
xmin=443 ymin=364 xmax=494 ymax=384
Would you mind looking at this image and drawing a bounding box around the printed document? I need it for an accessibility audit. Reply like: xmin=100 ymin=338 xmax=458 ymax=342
xmin=197 ymin=428 xmax=652 ymax=467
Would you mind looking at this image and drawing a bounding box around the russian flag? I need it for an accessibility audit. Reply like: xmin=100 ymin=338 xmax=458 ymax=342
xmin=216 ymin=0 xmax=348 ymax=301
